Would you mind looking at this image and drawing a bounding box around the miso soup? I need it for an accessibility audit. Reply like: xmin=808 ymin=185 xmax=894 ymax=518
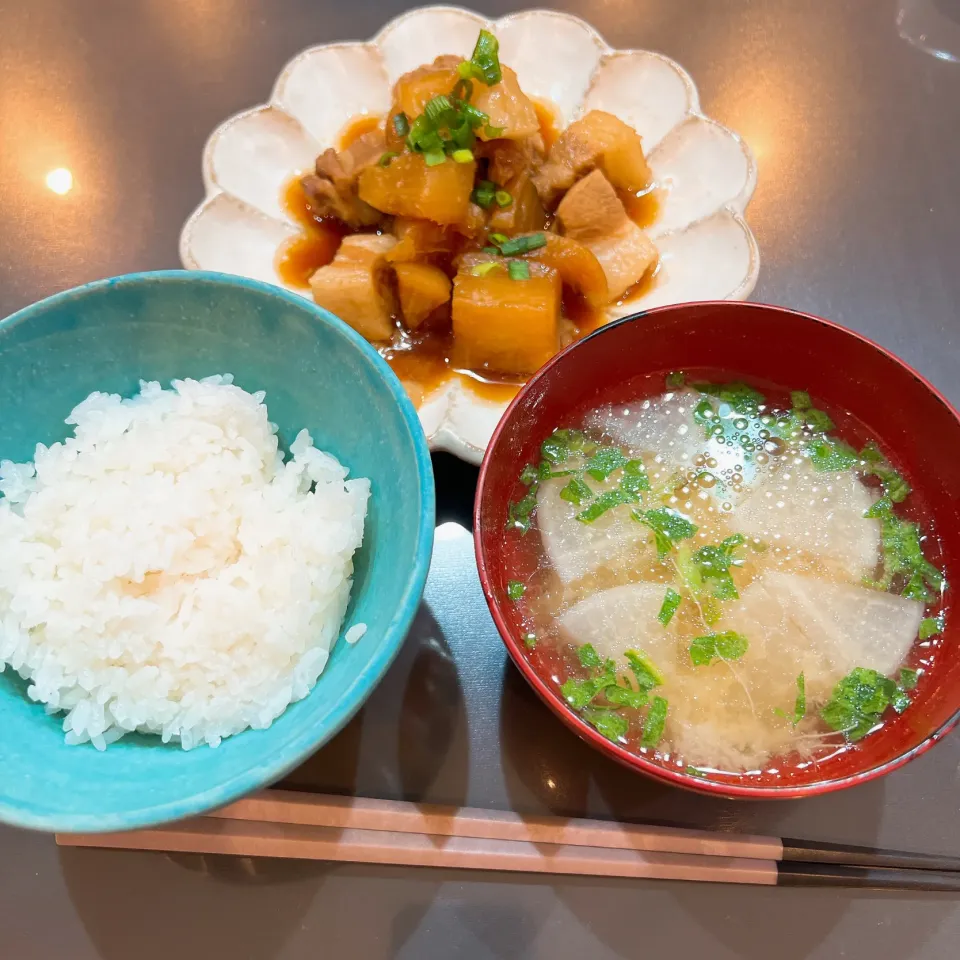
xmin=504 ymin=374 xmax=947 ymax=781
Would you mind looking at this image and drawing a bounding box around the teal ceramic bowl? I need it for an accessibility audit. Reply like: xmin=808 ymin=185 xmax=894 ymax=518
xmin=0 ymin=270 xmax=434 ymax=833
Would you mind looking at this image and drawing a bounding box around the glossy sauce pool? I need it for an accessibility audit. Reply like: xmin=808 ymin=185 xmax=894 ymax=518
xmin=275 ymin=110 xmax=664 ymax=409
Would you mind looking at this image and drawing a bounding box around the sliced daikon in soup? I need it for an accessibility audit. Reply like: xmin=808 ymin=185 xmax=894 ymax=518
xmin=719 ymin=572 xmax=923 ymax=701
xmin=587 ymin=390 xmax=704 ymax=471
xmin=729 ymin=459 xmax=882 ymax=579
xmin=558 ymin=582 xmax=676 ymax=667
xmin=588 ymin=389 xmax=761 ymax=495
xmin=536 ymin=476 xmax=653 ymax=583
xmin=763 ymin=572 xmax=922 ymax=677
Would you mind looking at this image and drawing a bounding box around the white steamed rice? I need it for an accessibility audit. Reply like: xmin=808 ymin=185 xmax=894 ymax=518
xmin=0 ymin=375 xmax=369 ymax=750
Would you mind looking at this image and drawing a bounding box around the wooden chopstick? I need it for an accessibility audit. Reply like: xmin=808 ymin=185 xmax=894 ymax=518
xmin=206 ymin=790 xmax=782 ymax=860
xmin=55 ymin=790 xmax=960 ymax=891
xmin=209 ymin=790 xmax=960 ymax=874
xmin=56 ymin=817 xmax=778 ymax=885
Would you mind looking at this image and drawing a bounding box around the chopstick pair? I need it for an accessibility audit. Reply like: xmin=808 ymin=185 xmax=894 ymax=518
xmin=56 ymin=790 xmax=960 ymax=891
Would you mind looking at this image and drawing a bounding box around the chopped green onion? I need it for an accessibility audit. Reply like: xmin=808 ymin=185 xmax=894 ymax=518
xmin=451 ymin=77 xmax=474 ymax=103
xmin=424 ymin=95 xmax=453 ymax=124
xmin=576 ymin=489 xmax=633 ymax=523
xmin=508 ymin=259 xmax=531 ymax=281
xmin=392 ymin=113 xmax=409 ymax=136
xmin=507 ymin=489 xmax=537 ymax=533
xmin=919 ymin=614 xmax=944 ymax=639
xmin=471 ymin=261 xmax=501 ymax=278
xmin=693 ymin=380 xmax=765 ymax=415
xmin=559 ymin=476 xmax=593 ymax=505
xmin=496 ymin=233 xmax=547 ymax=256
xmin=484 ymin=123 xmax=504 ymax=138
xmin=793 ymin=672 xmax=806 ymax=724
xmin=578 ymin=644 xmax=603 ymax=669
xmin=461 ymin=103 xmax=490 ymax=128
xmin=489 ymin=232 xmax=509 ymax=245
xmin=481 ymin=245 xmax=498 ymax=254
xmin=625 ymin=650 xmax=664 ymax=690
xmin=899 ymin=667 xmax=919 ymax=691
xmin=506 ymin=580 xmax=525 ymax=600
xmin=582 ymin=707 xmax=628 ymax=742
xmin=378 ymin=151 xmax=398 ymax=167
xmin=466 ymin=28 xmax=502 ymax=86
xmin=808 ymin=436 xmax=858 ymax=472
xmin=641 ymin=696 xmax=668 ymax=748
xmin=471 ymin=180 xmax=497 ymax=208
xmin=562 ymin=677 xmax=600 ymax=710
xmin=634 ymin=507 xmax=698 ymax=558
xmin=619 ymin=459 xmax=650 ymax=497
xmin=821 ymin=667 xmax=900 ymax=741
xmin=692 ymin=397 xmax=718 ymax=439
xmin=689 ymin=631 xmax=749 ymax=666
xmin=523 ymin=632 xmax=537 ymax=650
xmin=657 ymin=588 xmax=682 ymax=626
xmin=495 ymin=190 xmax=512 ymax=208
xmin=585 ymin=447 xmax=628 ymax=482
xmin=519 ymin=463 xmax=539 ymax=486
xmin=452 ymin=148 xmax=474 ymax=163
xmin=605 ymin=686 xmax=648 ymax=709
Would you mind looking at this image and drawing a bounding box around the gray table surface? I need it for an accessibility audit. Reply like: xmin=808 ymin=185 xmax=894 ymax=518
xmin=2 ymin=0 xmax=960 ymax=957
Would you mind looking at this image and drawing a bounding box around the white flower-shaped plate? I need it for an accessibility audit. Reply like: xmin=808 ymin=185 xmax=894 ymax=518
xmin=180 ymin=5 xmax=758 ymax=465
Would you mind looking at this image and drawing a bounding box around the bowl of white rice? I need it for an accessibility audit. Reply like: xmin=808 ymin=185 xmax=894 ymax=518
xmin=0 ymin=271 xmax=434 ymax=832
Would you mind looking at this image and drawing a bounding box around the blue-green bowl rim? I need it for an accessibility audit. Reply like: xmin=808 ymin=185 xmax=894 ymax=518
xmin=0 ymin=269 xmax=436 ymax=833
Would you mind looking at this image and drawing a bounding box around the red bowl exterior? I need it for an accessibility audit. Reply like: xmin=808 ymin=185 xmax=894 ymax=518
xmin=474 ymin=301 xmax=960 ymax=799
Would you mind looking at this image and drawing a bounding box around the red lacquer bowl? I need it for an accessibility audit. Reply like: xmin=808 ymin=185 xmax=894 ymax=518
xmin=474 ymin=302 xmax=960 ymax=799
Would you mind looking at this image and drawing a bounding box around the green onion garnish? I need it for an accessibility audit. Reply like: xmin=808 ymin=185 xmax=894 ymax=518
xmin=481 ymin=245 xmax=498 ymax=254
xmin=471 ymin=261 xmax=501 ymax=278
xmin=392 ymin=113 xmax=409 ymax=136
xmin=495 ymin=190 xmax=512 ymax=208
xmin=689 ymin=631 xmax=748 ymax=666
xmin=485 ymin=124 xmax=504 ymax=138
xmin=496 ymin=233 xmax=547 ymax=256
xmin=508 ymin=260 xmax=530 ymax=281
xmin=378 ymin=151 xmax=398 ymax=167
xmin=463 ymin=29 xmax=502 ymax=86
xmin=451 ymin=77 xmax=474 ymax=103
xmin=489 ymin=232 xmax=509 ymax=245
xmin=424 ymin=149 xmax=446 ymax=167
xmin=461 ymin=103 xmax=490 ymax=128
xmin=424 ymin=95 xmax=453 ymax=124
xmin=507 ymin=580 xmax=525 ymax=600
xmin=471 ymin=180 xmax=497 ymax=209
xmin=640 ymin=696 xmax=668 ymax=748
xmin=451 ymin=148 xmax=474 ymax=163
xmin=657 ymin=588 xmax=682 ymax=626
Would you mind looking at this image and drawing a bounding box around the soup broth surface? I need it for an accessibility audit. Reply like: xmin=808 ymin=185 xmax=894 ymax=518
xmin=507 ymin=377 xmax=946 ymax=779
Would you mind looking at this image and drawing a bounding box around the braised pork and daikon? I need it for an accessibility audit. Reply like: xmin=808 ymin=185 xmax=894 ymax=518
xmin=505 ymin=376 xmax=947 ymax=777
xmin=280 ymin=30 xmax=660 ymax=402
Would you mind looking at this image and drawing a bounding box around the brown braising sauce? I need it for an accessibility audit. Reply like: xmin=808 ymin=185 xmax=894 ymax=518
xmin=276 ymin=179 xmax=348 ymax=289
xmin=337 ymin=114 xmax=382 ymax=150
xmin=275 ymin=107 xmax=662 ymax=407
